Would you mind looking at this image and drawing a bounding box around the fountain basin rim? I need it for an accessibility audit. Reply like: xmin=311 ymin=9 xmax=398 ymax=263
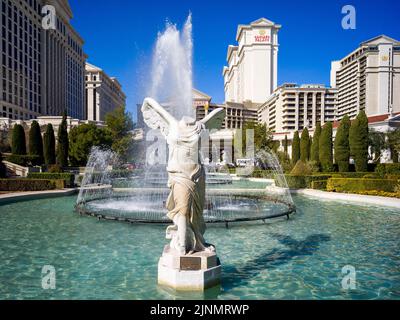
xmin=75 ymin=193 xmax=296 ymax=224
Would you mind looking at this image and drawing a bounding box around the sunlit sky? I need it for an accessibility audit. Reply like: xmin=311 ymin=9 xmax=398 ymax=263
xmin=69 ymin=0 xmax=400 ymax=121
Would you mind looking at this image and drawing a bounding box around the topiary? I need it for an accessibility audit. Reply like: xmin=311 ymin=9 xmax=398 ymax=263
xmin=292 ymin=131 xmax=300 ymax=165
xmin=300 ymin=127 xmax=310 ymax=162
xmin=349 ymin=111 xmax=369 ymax=172
xmin=11 ymin=124 xmax=26 ymax=155
xmin=0 ymin=151 xmax=6 ymax=178
xmin=319 ymin=122 xmax=333 ymax=172
xmin=28 ymin=120 xmax=44 ymax=165
xmin=290 ymin=160 xmax=313 ymax=176
xmin=334 ymin=115 xmax=351 ymax=172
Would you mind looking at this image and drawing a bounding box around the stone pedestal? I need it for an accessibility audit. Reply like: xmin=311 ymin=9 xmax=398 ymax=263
xmin=158 ymin=245 xmax=221 ymax=291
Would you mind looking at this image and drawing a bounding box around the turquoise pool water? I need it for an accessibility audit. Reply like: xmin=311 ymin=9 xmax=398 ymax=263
xmin=0 ymin=195 xmax=399 ymax=300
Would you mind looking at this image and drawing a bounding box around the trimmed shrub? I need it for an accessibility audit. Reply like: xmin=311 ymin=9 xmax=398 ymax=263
xmin=48 ymin=164 xmax=63 ymax=173
xmin=334 ymin=115 xmax=350 ymax=172
xmin=292 ymin=131 xmax=300 ymax=164
xmin=0 ymin=151 xmax=6 ymax=178
xmin=11 ymin=124 xmax=26 ymax=155
xmin=0 ymin=179 xmax=61 ymax=191
xmin=300 ymin=128 xmax=310 ymax=162
xmin=375 ymin=163 xmax=400 ymax=176
xmin=27 ymin=172 xmax=74 ymax=187
xmin=349 ymin=111 xmax=369 ymax=172
xmin=319 ymin=122 xmax=333 ymax=172
xmin=252 ymin=170 xmax=274 ymax=179
xmin=362 ymin=173 xmax=381 ymax=179
xmin=311 ymin=180 xmax=328 ymax=190
xmin=327 ymin=178 xmax=399 ymax=193
xmin=43 ymin=124 xmax=56 ymax=165
xmin=277 ymin=174 xmax=332 ymax=189
xmin=305 ymin=175 xmax=332 ymax=187
xmin=291 ymin=160 xmax=312 ymax=176
xmin=5 ymin=154 xmax=40 ymax=166
xmin=284 ymin=175 xmax=307 ymax=189
xmin=385 ymin=174 xmax=400 ymax=181
xmin=57 ymin=113 xmax=69 ymax=167
xmin=28 ymin=121 xmax=43 ymax=164
xmin=310 ymin=122 xmax=321 ymax=163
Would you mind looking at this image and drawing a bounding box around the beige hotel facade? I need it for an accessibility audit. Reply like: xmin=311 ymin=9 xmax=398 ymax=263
xmin=0 ymin=0 xmax=86 ymax=120
xmin=85 ymin=62 xmax=126 ymax=122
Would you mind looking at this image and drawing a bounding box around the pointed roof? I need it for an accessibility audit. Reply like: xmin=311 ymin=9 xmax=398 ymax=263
xmin=193 ymin=88 xmax=211 ymax=101
xmin=361 ymin=34 xmax=400 ymax=46
xmin=85 ymin=62 xmax=102 ymax=72
xmin=236 ymin=17 xmax=281 ymax=41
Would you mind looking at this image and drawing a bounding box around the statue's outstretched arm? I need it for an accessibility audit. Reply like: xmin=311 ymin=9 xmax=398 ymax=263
xmin=200 ymin=108 xmax=225 ymax=130
xmin=141 ymin=97 xmax=177 ymax=137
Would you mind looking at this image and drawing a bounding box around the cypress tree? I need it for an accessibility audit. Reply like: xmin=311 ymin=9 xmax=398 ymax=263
xmin=334 ymin=115 xmax=351 ymax=172
xmin=11 ymin=124 xmax=26 ymax=155
xmin=319 ymin=122 xmax=333 ymax=172
xmin=300 ymin=127 xmax=310 ymax=162
xmin=57 ymin=113 xmax=69 ymax=167
xmin=28 ymin=120 xmax=43 ymax=164
xmin=0 ymin=151 xmax=6 ymax=178
xmin=310 ymin=122 xmax=321 ymax=163
xmin=292 ymin=131 xmax=300 ymax=164
xmin=349 ymin=110 xmax=369 ymax=172
xmin=43 ymin=124 xmax=56 ymax=165
xmin=283 ymin=135 xmax=289 ymax=161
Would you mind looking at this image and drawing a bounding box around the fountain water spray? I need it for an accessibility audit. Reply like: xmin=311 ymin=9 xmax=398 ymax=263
xmin=149 ymin=14 xmax=194 ymax=120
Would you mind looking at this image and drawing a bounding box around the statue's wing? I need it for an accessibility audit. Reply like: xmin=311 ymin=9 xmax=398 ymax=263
xmin=200 ymin=108 xmax=226 ymax=130
xmin=141 ymin=98 xmax=177 ymax=137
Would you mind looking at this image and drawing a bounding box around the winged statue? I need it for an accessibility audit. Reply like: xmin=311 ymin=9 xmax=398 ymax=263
xmin=141 ymin=97 xmax=225 ymax=255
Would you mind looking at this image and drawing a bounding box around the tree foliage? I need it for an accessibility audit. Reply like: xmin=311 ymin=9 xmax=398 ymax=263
xmin=349 ymin=110 xmax=369 ymax=172
xmin=43 ymin=124 xmax=56 ymax=165
xmin=291 ymin=131 xmax=300 ymax=164
xmin=368 ymin=129 xmax=387 ymax=163
xmin=11 ymin=124 xmax=26 ymax=155
xmin=0 ymin=151 xmax=6 ymax=178
xmin=334 ymin=115 xmax=351 ymax=172
xmin=300 ymin=127 xmax=310 ymax=162
xmin=57 ymin=113 xmax=69 ymax=167
xmin=69 ymin=123 xmax=112 ymax=166
xmin=105 ymin=106 xmax=134 ymax=162
xmin=319 ymin=122 xmax=333 ymax=172
xmin=310 ymin=122 xmax=321 ymax=163
xmin=28 ymin=120 xmax=43 ymax=164
xmin=387 ymin=128 xmax=400 ymax=163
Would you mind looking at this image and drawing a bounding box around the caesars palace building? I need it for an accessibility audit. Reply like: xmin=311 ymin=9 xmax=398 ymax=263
xmin=138 ymin=18 xmax=400 ymax=163
xmin=198 ymin=19 xmax=400 ymax=162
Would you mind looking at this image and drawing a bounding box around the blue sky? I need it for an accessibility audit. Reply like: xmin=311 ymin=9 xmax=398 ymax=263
xmin=69 ymin=0 xmax=400 ymax=121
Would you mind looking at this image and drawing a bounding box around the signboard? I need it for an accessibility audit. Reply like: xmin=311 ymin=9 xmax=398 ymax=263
xmin=254 ymin=29 xmax=270 ymax=43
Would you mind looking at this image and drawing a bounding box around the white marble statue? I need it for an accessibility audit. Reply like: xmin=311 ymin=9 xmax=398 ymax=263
xmin=141 ymin=98 xmax=225 ymax=255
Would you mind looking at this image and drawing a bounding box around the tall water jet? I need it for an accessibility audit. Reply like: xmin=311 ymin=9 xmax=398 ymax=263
xmin=149 ymin=14 xmax=194 ymax=120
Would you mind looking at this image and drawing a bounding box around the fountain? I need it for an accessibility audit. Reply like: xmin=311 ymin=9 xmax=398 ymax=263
xmin=75 ymin=15 xmax=295 ymax=291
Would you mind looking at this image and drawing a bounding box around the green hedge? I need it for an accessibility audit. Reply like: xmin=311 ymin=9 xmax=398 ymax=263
xmin=0 ymin=179 xmax=63 ymax=191
xmin=327 ymin=178 xmax=399 ymax=193
xmin=279 ymin=174 xmax=332 ymax=189
xmin=5 ymin=154 xmax=41 ymax=166
xmin=376 ymin=163 xmax=400 ymax=176
xmin=27 ymin=173 xmax=74 ymax=187
xmin=311 ymin=180 xmax=328 ymax=190
xmin=329 ymin=172 xmax=370 ymax=179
